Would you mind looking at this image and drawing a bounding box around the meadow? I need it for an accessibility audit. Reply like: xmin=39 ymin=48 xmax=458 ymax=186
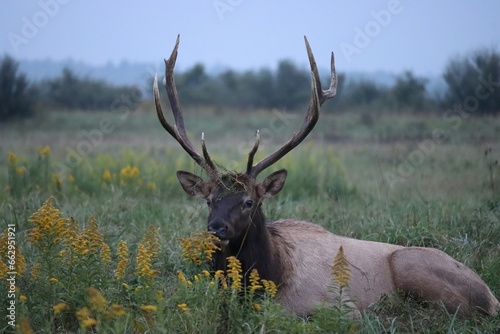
xmin=0 ymin=104 xmax=499 ymax=333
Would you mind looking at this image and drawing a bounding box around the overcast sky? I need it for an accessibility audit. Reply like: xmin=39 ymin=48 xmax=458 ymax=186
xmin=1 ymin=1 xmax=499 ymax=76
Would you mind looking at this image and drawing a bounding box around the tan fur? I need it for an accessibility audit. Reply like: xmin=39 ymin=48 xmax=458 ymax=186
xmin=269 ymin=220 xmax=500 ymax=317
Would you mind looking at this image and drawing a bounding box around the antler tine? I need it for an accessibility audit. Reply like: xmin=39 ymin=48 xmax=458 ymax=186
xmin=248 ymin=36 xmax=337 ymax=178
xmin=246 ymin=130 xmax=261 ymax=174
xmin=154 ymin=35 xmax=218 ymax=176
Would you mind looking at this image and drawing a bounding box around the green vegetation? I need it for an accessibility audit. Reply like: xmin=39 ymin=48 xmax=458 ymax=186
xmin=0 ymin=109 xmax=499 ymax=333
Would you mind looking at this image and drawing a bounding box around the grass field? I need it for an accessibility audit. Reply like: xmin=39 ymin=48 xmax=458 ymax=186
xmin=0 ymin=105 xmax=499 ymax=333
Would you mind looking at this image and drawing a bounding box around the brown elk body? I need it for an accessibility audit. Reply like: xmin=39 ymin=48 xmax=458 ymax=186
xmin=154 ymin=35 xmax=500 ymax=317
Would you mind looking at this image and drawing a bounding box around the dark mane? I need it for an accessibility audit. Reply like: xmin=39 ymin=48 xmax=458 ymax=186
xmin=212 ymin=206 xmax=289 ymax=288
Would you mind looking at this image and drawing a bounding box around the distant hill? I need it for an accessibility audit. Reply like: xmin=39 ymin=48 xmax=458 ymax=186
xmin=18 ymin=59 xmax=446 ymax=97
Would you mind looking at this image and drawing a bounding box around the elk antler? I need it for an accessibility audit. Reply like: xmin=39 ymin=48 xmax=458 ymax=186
xmin=153 ymin=35 xmax=218 ymax=177
xmin=246 ymin=36 xmax=337 ymax=178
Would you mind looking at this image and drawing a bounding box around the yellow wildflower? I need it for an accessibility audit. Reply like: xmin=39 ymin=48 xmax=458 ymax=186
xmin=177 ymin=270 xmax=187 ymax=284
xmin=39 ymin=145 xmax=51 ymax=156
xmin=249 ymin=268 xmax=263 ymax=293
xmin=177 ymin=303 xmax=189 ymax=313
xmin=15 ymin=166 xmax=26 ymax=175
xmin=71 ymin=216 xmax=111 ymax=263
xmin=0 ymin=262 xmax=8 ymax=279
xmin=227 ymin=256 xmax=242 ymax=291
xmin=110 ymin=303 xmax=126 ymax=317
xmin=68 ymin=174 xmax=75 ymax=183
xmin=7 ymin=151 xmax=17 ymax=166
xmin=136 ymin=244 xmax=157 ymax=279
xmin=115 ymin=240 xmax=129 ymax=281
xmin=53 ymin=302 xmax=68 ymax=315
xmin=20 ymin=295 xmax=28 ymax=302
xmin=102 ymin=169 xmax=112 ymax=182
xmin=75 ymin=307 xmax=91 ymax=320
xmin=214 ymin=270 xmax=227 ymax=289
xmin=140 ymin=305 xmax=157 ymax=312
xmin=30 ymin=263 xmax=41 ymax=281
xmin=121 ymin=283 xmax=130 ymax=290
xmin=49 ymin=277 xmax=58 ymax=283
xmin=262 ymin=279 xmax=277 ymax=298
xmin=332 ymin=246 xmax=351 ymax=288
xmin=88 ymin=287 xmax=107 ymax=312
xmin=146 ymin=181 xmax=157 ymax=191
xmin=17 ymin=316 xmax=33 ymax=334
xmin=142 ymin=225 xmax=160 ymax=257
xmin=155 ymin=290 xmax=164 ymax=301
xmin=178 ymin=231 xmax=220 ymax=266
xmin=252 ymin=303 xmax=261 ymax=311
xmin=28 ymin=197 xmax=69 ymax=247
xmin=81 ymin=318 xmax=97 ymax=328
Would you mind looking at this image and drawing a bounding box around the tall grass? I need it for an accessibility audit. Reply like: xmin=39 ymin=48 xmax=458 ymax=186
xmin=0 ymin=109 xmax=499 ymax=333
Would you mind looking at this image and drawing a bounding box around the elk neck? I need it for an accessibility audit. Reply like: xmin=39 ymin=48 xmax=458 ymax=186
xmin=212 ymin=204 xmax=286 ymax=287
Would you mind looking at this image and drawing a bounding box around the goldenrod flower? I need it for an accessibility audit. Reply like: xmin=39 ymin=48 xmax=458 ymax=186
xmin=227 ymin=256 xmax=242 ymax=291
xmin=110 ymin=303 xmax=126 ymax=317
xmin=28 ymin=197 xmax=69 ymax=248
xmin=177 ymin=303 xmax=189 ymax=313
xmin=30 ymin=263 xmax=41 ymax=281
xmin=140 ymin=305 xmax=157 ymax=312
xmin=102 ymin=169 xmax=112 ymax=182
xmin=122 ymin=283 xmax=130 ymax=290
xmin=20 ymin=295 xmax=28 ymax=302
xmin=53 ymin=302 xmax=68 ymax=315
xmin=39 ymin=145 xmax=51 ymax=156
xmin=262 ymin=279 xmax=277 ymax=298
xmin=115 ymin=240 xmax=129 ymax=281
xmin=146 ymin=181 xmax=157 ymax=191
xmin=68 ymin=174 xmax=75 ymax=183
xmin=155 ymin=290 xmax=164 ymax=301
xmin=214 ymin=270 xmax=227 ymax=289
xmin=178 ymin=231 xmax=220 ymax=266
xmin=71 ymin=216 xmax=111 ymax=263
xmin=120 ymin=165 xmax=140 ymax=185
xmin=0 ymin=262 xmax=8 ymax=279
xmin=332 ymin=246 xmax=351 ymax=288
xmin=252 ymin=303 xmax=261 ymax=311
xmin=76 ymin=307 xmax=91 ymax=320
xmin=177 ymin=270 xmax=187 ymax=284
xmin=15 ymin=166 xmax=26 ymax=175
xmin=88 ymin=287 xmax=107 ymax=312
xmin=136 ymin=243 xmax=159 ymax=280
xmin=0 ymin=229 xmax=26 ymax=276
xmin=7 ymin=151 xmax=17 ymax=166
xmin=143 ymin=225 xmax=160 ymax=257
xmin=17 ymin=316 xmax=33 ymax=334
xmin=49 ymin=277 xmax=58 ymax=283
xmin=249 ymin=269 xmax=263 ymax=293
xmin=81 ymin=318 xmax=97 ymax=328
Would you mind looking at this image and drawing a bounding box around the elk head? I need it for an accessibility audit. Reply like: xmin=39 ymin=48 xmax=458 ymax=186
xmin=153 ymin=35 xmax=337 ymax=246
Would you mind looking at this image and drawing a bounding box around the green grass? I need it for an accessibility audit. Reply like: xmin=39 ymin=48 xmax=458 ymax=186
xmin=0 ymin=107 xmax=499 ymax=333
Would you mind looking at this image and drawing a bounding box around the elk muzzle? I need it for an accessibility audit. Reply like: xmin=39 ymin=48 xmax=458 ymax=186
xmin=208 ymin=220 xmax=228 ymax=239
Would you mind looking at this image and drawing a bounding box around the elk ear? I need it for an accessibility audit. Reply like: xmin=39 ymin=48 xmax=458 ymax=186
xmin=176 ymin=171 xmax=207 ymax=198
xmin=258 ymin=169 xmax=288 ymax=198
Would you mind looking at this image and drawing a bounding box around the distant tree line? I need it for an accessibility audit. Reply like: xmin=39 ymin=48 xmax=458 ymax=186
xmin=0 ymin=57 xmax=142 ymax=121
xmin=1 ymin=47 xmax=499 ymax=121
xmin=154 ymin=48 xmax=499 ymax=115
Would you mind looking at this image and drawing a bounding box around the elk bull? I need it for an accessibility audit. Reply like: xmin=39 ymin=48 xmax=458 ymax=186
xmin=153 ymin=35 xmax=500 ymax=317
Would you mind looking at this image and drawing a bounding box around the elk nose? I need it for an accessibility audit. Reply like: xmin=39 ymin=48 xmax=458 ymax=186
xmin=208 ymin=221 xmax=228 ymax=239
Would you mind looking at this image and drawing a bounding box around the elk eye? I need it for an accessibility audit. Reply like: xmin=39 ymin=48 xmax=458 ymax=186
xmin=244 ymin=199 xmax=254 ymax=208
